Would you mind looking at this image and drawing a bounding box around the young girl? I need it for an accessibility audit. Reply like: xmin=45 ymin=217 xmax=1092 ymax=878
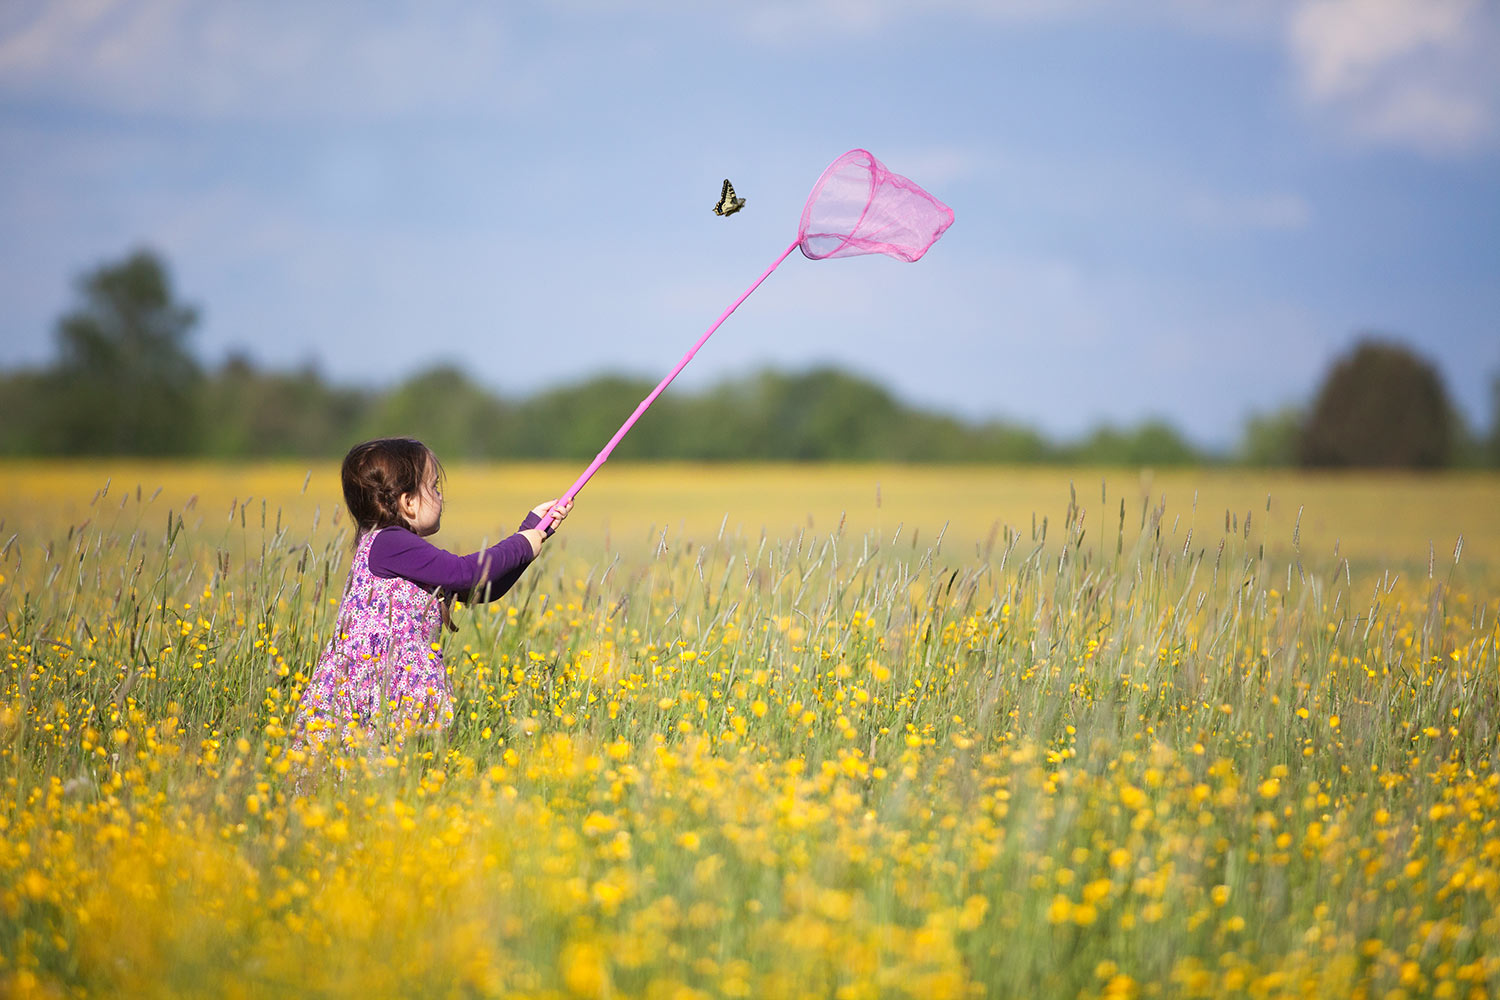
xmin=294 ymin=437 xmax=570 ymax=754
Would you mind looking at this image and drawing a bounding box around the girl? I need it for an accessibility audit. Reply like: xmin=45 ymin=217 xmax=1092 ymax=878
xmin=294 ymin=437 xmax=569 ymax=753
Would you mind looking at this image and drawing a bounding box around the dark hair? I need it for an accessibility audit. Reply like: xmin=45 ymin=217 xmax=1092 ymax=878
xmin=341 ymin=437 xmax=443 ymax=538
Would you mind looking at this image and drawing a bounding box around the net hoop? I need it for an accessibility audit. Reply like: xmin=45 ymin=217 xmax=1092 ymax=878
xmin=798 ymin=148 xmax=955 ymax=262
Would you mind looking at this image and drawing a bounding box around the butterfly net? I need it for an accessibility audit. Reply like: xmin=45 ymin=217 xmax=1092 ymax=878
xmin=798 ymin=149 xmax=955 ymax=262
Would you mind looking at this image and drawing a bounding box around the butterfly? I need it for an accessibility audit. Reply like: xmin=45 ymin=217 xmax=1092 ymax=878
xmin=713 ymin=178 xmax=746 ymax=217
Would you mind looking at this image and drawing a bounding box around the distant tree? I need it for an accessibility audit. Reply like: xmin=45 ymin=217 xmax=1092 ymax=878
xmin=1065 ymin=419 xmax=1202 ymax=466
xmin=1488 ymin=371 xmax=1500 ymax=468
xmin=744 ymin=368 xmax=908 ymax=460
xmin=1237 ymin=406 xmax=1303 ymax=467
xmin=0 ymin=370 xmax=49 ymax=454
xmin=508 ymin=374 xmax=673 ymax=460
xmin=47 ymin=248 xmax=202 ymax=454
xmin=203 ymin=354 xmax=370 ymax=457
xmin=967 ymin=421 xmax=1053 ymax=463
xmin=359 ymin=365 xmax=512 ymax=460
xmin=1447 ymin=407 xmax=1484 ymax=469
xmin=1299 ymin=337 xmax=1455 ymax=468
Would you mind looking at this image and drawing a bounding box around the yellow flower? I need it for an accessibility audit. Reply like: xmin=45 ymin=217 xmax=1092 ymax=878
xmin=958 ymin=894 xmax=989 ymax=931
xmin=1046 ymin=895 xmax=1072 ymax=924
xmin=559 ymin=940 xmax=610 ymax=998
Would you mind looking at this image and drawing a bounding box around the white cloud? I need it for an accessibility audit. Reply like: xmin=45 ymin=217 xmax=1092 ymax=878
xmin=741 ymin=0 xmax=1500 ymax=158
xmin=1292 ymin=0 xmax=1471 ymax=101
xmin=7 ymin=0 xmax=1497 ymax=158
xmin=1288 ymin=0 xmax=1500 ymax=153
xmin=0 ymin=0 xmax=523 ymax=120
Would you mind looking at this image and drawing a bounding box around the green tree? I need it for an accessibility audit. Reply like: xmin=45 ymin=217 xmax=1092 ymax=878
xmin=0 ymin=370 xmax=49 ymax=454
xmin=47 ymin=248 xmax=202 ymax=454
xmin=1299 ymin=337 xmax=1455 ymax=468
xmin=361 ymin=365 xmax=511 ymax=460
xmin=732 ymin=368 xmax=909 ymax=460
xmin=203 ymin=355 xmax=370 ymax=457
xmin=1237 ymin=406 xmax=1303 ymax=467
xmin=1064 ymin=420 xmax=1202 ymax=466
xmin=507 ymin=374 xmax=675 ymax=460
xmin=967 ymin=421 xmax=1053 ymax=463
xmin=1488 ymin=371 xmax=1500 ymax=469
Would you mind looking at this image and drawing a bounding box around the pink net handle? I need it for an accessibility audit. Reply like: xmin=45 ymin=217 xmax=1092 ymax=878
xmin=798 ymin=149 xmax=955 ymax=262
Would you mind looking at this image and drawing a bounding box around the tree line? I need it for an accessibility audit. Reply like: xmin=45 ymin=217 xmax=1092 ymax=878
xmin=3 ymin=248 xmax=1497 ymax=467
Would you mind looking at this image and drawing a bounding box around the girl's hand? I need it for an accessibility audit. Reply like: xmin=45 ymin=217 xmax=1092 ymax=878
xmin=521 ymin=499 xmax=572 ymax=555
xmin=532 ymin=498 xmax=572 ymax=531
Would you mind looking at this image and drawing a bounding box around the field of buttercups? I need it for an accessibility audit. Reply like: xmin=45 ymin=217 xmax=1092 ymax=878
xmin=2 ymin=463 xmax=1498 ymax=998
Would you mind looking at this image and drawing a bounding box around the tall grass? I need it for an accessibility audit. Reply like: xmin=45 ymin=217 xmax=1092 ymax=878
xmin=1 ymin=468 xmax=1497 ymax=998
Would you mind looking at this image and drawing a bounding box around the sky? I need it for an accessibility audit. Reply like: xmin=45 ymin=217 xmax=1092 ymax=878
xmin=2 ymin=0 xmax=1498 ymax=450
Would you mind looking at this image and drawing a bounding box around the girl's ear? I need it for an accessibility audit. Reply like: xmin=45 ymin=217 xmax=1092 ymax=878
xmin=397 ymin=490 xmax=419 ymax=526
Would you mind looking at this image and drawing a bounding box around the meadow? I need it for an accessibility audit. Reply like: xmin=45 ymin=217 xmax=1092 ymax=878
xmin=2 ymin=461 xmax=1499 ymax=998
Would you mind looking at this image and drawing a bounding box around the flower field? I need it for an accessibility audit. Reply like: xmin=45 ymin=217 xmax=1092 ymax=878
xmin=2 ymin=462 xmax=1499 ymax=998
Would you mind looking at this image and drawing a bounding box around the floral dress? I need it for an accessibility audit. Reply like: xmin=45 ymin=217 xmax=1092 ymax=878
xmin=294 ymin=528 xmax=452 ymax=753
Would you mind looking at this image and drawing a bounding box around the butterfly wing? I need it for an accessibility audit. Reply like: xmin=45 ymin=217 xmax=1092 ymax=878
xmin=713 ymin=178 xmax=745 ymax=217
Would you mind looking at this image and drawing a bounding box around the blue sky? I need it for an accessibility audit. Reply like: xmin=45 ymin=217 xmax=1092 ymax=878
xmin=2 ymin=0 xmax=1497 ymax=449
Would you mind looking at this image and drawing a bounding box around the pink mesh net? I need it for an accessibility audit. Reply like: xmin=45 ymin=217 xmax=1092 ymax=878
xmin=798 ymin=149 xmax=955 ymax=262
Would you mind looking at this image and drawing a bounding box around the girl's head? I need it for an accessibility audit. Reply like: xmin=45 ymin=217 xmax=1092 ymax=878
xmin=341 ymin=438 xmax=445 ymax=538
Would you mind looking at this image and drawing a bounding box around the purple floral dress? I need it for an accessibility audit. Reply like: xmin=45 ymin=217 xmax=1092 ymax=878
xmin=295 ymin=528 xmax=452 ymax=752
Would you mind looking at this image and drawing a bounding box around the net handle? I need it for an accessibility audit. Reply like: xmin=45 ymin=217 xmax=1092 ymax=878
xmin=536 ymin=237 xmax=802 ymax=530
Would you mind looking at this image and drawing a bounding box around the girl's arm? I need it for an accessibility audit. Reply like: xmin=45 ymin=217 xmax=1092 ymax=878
xmin=368 ymin=526 xmax=535 ymax=604
xmin=367 ymin=500 xmax=570 ymax=604
xmin=485 ymin=510 xmax=544 ymax=599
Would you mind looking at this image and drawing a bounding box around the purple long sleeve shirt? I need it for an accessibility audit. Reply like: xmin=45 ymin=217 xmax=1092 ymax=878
xmin=366 ymin=511 xmax=541 ymax=603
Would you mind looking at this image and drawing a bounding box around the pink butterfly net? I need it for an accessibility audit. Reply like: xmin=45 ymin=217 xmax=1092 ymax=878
xmin=799 ymin=149 xmax=955 ymax=262
xmin=540 ymin=149 xmax=954 ymax=526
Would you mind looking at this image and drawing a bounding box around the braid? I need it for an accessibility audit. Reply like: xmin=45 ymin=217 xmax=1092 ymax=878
xmin=340 ymin=438 xmax=440 ymax=540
